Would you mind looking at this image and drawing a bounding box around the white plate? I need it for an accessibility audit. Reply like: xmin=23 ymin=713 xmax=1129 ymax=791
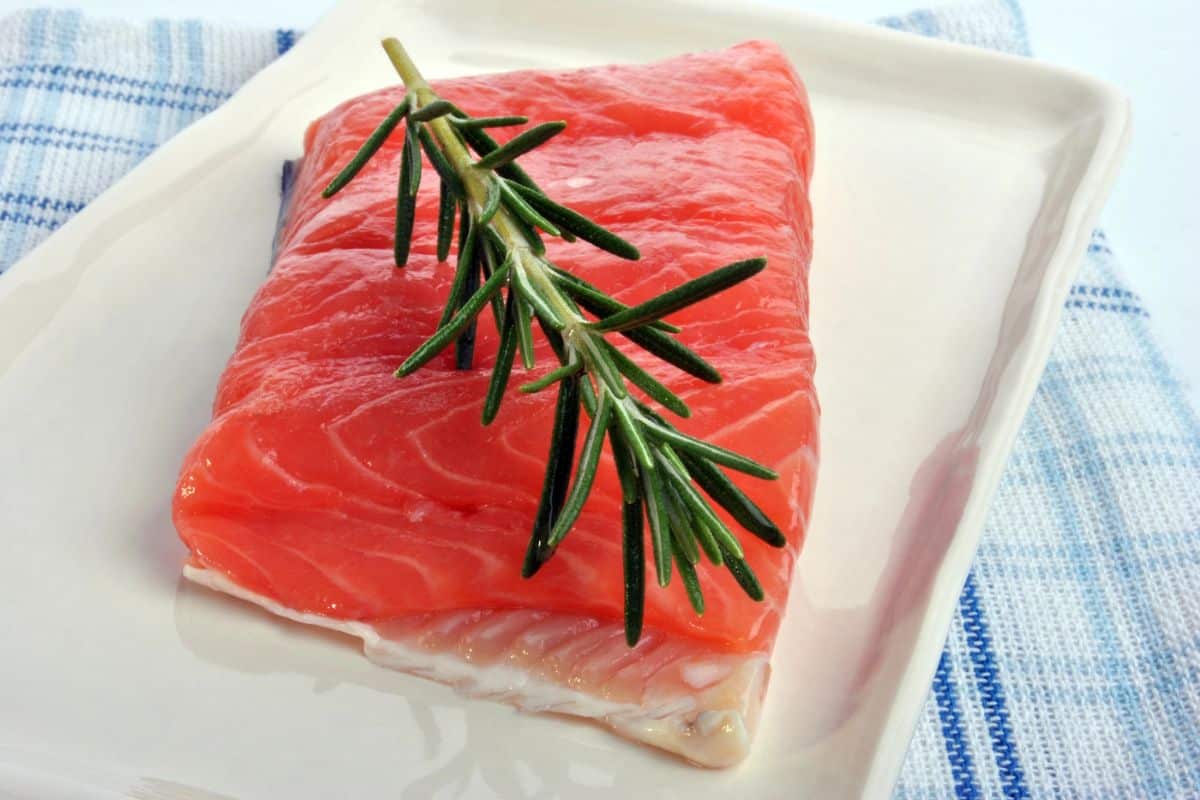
xmin=0 ymin=1 xmax=1128 ymax=797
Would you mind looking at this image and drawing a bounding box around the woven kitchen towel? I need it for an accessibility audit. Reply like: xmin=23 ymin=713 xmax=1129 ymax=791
xmin=0 ymin=12 xmax=294 ymax=269
xmin=1 ymin=4 xmax=1197 ymax=798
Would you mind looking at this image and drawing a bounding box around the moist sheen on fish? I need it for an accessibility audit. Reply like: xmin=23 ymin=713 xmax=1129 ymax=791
xmin=173 ymin=40 xmax=817 ymax=767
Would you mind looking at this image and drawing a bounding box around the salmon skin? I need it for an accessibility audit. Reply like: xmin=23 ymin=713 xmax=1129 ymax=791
xmin=174 ymin=40 xmax=817 ymax=767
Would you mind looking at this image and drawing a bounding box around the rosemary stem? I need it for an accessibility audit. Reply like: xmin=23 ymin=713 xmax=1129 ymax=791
xmin=383 ymin=39 xmax=581 ymax=329
xmin=383 ymin=40 xmax=489 ymax=224
xmin=381 ymin=37 xmax=629 ymax=404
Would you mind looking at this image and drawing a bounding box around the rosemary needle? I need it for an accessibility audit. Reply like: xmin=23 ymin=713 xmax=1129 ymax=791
xmin=322 ymin=37 xmax=787 ymax=646
xmin=720 ymin=540 xmax=765 ymax=602
xmin=452 ymin=114 xmax=529 ymax=129
xmin=602 ymin=340 xmax=691 ymax=418
xmin=510 ymin=182 xmax=640 ymax=260
xmin=395 ymin=261 xmax=510 ymax=376
xmin=548 ymin=268 xmax=679 ymax=333
xmin=478 ymin=177 xmax=502 ymax=225
xmin=642 ymin=464 xmax=673 ymax=588
xmin=663 ymin=487 xmax=701 ymax=566
xmin=393 ymin=122 xmax=417 ymax=266
xmin=520 ymin=361 xmax=583 ymax=394
xmin=524 ymin=374 xmax=580 ymax=578
xmin=482 ymin=291 xmax=519 ymax=425
xmin=322 ymin=97 xmax=410 ymax=198
xmin=410 ymin=98 xmax=456 ymax=122
xmin=498 ymin=180 xmax=562 ymax=237
xmin=609 ymin=424 xmax=641 ymax=504
xmin=643 ymin=420 xmax=778 ymax=480
xmin=589 ymin=257 xmax=767 ymax=333
xmin=547 ymin=391 xmax=614 ymax=550
xmin=417 ymin=125 xmax=462 ymax=195
xmin=514 ymin=296 xmax=536 ymax=369
xmin=454 ymin=248 xmax=482 ymax=370
xmin=666 ymin=476 xmax=721 ymax=566
xmin=656 ymin=451 xmax=745 ymax=561
xmin=403 ymin=117 xmax=422 ymax=196
xmin=679 ymin=450 xmax=786 ymax=547
xmin=438 ymin=209 xmax=476 ymax=327
xmin=675 ymin=547 xmax=706 ymax=615
xmin=475 ymin=121 xmax=566 ymax=170
xmin=621 ymin=496 xmax=646 ymax=646
xmin=435 ymin=181 xmax=455 ymax=262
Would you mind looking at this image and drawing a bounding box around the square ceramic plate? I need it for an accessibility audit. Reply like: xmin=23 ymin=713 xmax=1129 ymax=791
xmin=0 ymin=0 xmax=1128 ymax=797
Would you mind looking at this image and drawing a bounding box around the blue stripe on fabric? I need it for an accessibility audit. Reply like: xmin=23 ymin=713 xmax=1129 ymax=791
xmin=0 ymin=62 xmax=226 ymax=98
xmin=966 ymin=555 xmax=1199 ymax=585
xmin=0 ymin=133 xmax=152 ymax=157
xmin=0 ymin=209 xmax=62 ymax=230
xmin=1002 ymin=0 xmax=1033 ymax=56
xmin=1038 ymin=356 xmax=1176 ymax=386
xmin=1059 ymin=435 xmax=1180 ymax=796
xmin=276 ymin=29 xmax=296 ymax=55
xmin=1015 ymin=439 xmax=1200 ymax=471
xmin=1070 ymin=284 xmax=1140 ymax=301
xmin=1119 ymin=285 xmax=1200 ymax=793
xmin=1064 ymin=298 xmax=1149 ymax=317
xmin=932 ymin=649 xmax=982 ymax=799
xmin=1000 ymin=459 xmax=1200 ymax=494
xmin=976 ymin=545 xmax=1200 ymax=580
xmin=139 ymin=19 xmax=172 ymax=170
xmin=909 ymin=10 xmax=941 ymax=37
xmin=0 ymin=191 xmax=85 ymax=213
xmin=1062 ymin=429 xmax=1200 ymax=455
xmin=184 ymin=20 xmax=205 ymax=121
xmin=959 ymin=571 xmax=1029 ymax=798
xmin=0 ymin=13 xmax=42 ymax=161
xmin=1000 ymin=429 xmax=1200 ymax=464
xmin=877 ymin=8 xmax=942 ymax=38
xmin=0 ymin=121 xmax=153 ymax=148
xmin=981 ymin=646 xmax=1192 ymax=681
xmin=0 ymin=77 xmax=222 ymax=114
xmin=1036 ymin=365 xmax=1180 ymax=395
xmin=1033 ymin=364 xmax=1167 ymax=796
xmin=981 ymin=526 xmax=1200 ymax=564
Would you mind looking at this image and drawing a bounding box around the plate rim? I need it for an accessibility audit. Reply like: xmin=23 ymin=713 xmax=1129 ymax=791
xmin=864 ymin=104 xmax=1132 ymax=797
xmin=0 ymin=1 xmax=1131 ymax=797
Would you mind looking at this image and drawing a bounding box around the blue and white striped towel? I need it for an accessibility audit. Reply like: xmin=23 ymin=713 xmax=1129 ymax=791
xmin=1 ymin=3 xmax=1197 ymax=797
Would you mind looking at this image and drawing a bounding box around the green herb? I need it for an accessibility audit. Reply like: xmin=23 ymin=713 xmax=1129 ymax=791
xmin=450 ymin=114 xmax=529 ymax=129
xmin=321 ymin=98 xmax=410 ymax=198
xmin=621 ymin=496 xmax=646 ymax=645
xmin=475 ymin=121 xmax=566 ymax=170
xmin=321 ymin=38 xmax=785 ymax=646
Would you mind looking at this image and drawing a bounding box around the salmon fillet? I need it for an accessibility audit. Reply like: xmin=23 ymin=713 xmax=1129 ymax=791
xmin=174 ymin=40 xmax=817 ymax=766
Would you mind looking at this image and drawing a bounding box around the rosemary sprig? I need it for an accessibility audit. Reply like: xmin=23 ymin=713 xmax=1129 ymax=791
xmin=321 ymin=38 xmax=787 ymax=647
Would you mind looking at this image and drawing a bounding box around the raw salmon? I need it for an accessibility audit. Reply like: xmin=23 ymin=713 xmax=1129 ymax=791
xmin=174 ymin=40 xmax=817 ymax=766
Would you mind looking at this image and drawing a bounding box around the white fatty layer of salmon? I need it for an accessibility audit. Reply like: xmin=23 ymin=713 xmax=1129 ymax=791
xmin=184 ymin=565 xmax=770 ymax=767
